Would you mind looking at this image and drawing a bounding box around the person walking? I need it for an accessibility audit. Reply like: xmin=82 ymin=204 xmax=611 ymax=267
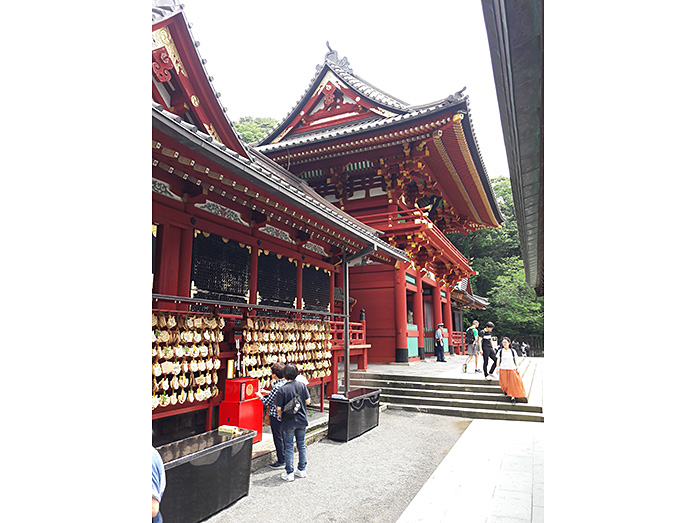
xmin=274 ymin=363 xmax=311 ymax=482
xmin=511 ymin=339 xmax=521 ymax=357
xmin=434 ymin=323 xmax=446 ymax=362
xmin=463 ymin=320 xmax=479 ymax=373
xmin=479 ymin=322 xmax=498 ymax=380
xmin=496 ymin=337 xmax=526 ymax=404
xmin=257 ymin=362 xmax=286 ymax=469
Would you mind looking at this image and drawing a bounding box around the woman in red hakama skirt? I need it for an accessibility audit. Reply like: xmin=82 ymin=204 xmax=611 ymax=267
xmin=497 ymin=337 xmax=526 ymax=404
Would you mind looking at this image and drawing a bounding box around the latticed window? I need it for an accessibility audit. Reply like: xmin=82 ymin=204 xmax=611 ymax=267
xmin=302 ymin=265 xmax=330 ymax=312
xmin=190 ymin=231 xmax=250 ymax=306
xmin=258 ymin=252 xmax=297 ymax=309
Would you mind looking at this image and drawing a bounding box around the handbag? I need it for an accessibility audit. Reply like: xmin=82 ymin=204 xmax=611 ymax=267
xmin=282 ymin=387 xmax=302 ymax=416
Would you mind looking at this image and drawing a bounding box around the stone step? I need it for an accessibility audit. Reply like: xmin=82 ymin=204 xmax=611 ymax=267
xmin=345 ymin=377 xmax=502 ymax=394
xmin=336 ymin=358 xmax=544 ymax=423
xmin=382 ymin=402 xmax=544 ymax=423
xmin=348 ymin=371 xmax=498 ymax=386
xmin=381 ymin=392 xmax=542 ymax=413
xmin=371 ymin=386 xmax=536 ymax=406
xmin=339 ymin=373 xmax=499 ymax=390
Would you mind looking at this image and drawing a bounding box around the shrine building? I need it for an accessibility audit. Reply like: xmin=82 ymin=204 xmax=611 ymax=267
xmin=256 ymin=48 xmax=504 ymax=363
xmin=151 ymin=0 xmax=503 ymax=445
xmin=151 ymin=3 xmax=409 ymax=442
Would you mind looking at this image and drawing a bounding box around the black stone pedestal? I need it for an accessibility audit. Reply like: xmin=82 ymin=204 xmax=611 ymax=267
xmin=157 ymin=428 xmax=255 ymax=523
xmin=327 ymin=388 xmax=381 ymax=442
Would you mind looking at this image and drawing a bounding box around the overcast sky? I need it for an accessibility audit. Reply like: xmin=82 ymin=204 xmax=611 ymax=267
xmin=181 ymin=0 xmax=510 ymax=179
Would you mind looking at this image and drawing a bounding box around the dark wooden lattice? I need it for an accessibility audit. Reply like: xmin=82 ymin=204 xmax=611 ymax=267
xmin=190 ymin=232 xmax=250 ymax=309
xmin=302 ymin=265 xmax=330 ymax=312
xmin=258 ymin=252 xmax=296 ymax=309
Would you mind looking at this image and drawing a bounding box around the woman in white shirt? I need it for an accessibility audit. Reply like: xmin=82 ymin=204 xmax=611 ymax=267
xmin=497 ymin=337 xmax=526 ymax=404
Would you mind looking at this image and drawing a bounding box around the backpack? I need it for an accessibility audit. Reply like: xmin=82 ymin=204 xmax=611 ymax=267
xmin=282 ymin=384 xmax=302 ymax=416
xmin=465 ymin=327 xmax=475 ymax=345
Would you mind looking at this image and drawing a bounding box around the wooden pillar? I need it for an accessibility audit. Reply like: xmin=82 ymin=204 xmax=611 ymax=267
xmin=329 ymin=270 xmax=335 ymax=314
xmin=444 ymin=286 xmax=454 ymax=354
xmin=414 ymin=270 xmax=425 ymax=360
xmin=156 ymin=223 xmax=182 ymax=312
xmin=249 ymin=243 xmax=259 ymax=315
xmin=156 ymin=223 xmax=174 ymax=295
xmin=433 ymin=280 xmax=443 ymax=331
xmin=296 ymin=260 xmax=303 ymax=318
xmin=394 ymin=262 xmax=408 ymax=363
xmin=176 ymin=227 xmax=193 ymax=311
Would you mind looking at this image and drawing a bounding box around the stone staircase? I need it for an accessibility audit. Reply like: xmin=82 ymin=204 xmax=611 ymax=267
xmin=342 ymin=358 xmax=543 ymax=423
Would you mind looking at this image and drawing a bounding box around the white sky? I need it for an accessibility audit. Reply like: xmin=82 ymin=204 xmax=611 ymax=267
xmin=181 ymin=0 xmax=510 ymax=179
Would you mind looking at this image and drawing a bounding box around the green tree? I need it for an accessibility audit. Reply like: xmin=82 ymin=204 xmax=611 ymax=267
xmin=448 ymin=176 xmax=543 ymax=343
xmin=233 ymin=116 xmax=278 ymax=143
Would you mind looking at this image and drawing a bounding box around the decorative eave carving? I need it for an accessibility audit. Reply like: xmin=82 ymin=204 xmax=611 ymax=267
xmin=259 ymin=224 xmax=295 ymax=244
xmin=152 ymin=177 xmax=182 ymax=202
xmin=194 ymin=200 xmax=249 ymax=227
xmin=151 ymin=26 xmax=188 ymax=77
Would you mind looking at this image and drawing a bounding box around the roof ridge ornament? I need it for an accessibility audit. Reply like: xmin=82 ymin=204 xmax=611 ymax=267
xmin=446 ymin=86 xmax=467 ymax=104
xmin=319 ymin=41 xmax=353 ymax=74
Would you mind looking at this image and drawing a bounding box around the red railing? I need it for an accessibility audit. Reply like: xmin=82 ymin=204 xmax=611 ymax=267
xmin=450 ymin=330 xmax=466 ymax=355
xmin=326 ymin=318 xmax=370 ymax=397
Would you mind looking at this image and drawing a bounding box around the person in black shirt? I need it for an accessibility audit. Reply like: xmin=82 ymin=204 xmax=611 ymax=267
xmin=274 ymin=363 xmax=311 ymax=482
xmin=479 ymin=322 xmax=498 ymax=380
xmin=511 ymin=340 xmax=521 ymax=357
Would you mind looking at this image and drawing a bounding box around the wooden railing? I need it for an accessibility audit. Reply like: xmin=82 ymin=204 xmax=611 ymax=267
xmin=450 ymin=330 xmax=466 ymax=355
xmin=326 ymin=318 xmax=370 ymax=396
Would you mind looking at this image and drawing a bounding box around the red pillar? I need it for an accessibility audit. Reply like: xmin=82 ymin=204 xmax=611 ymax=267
xmin=433 ymin=280 xmax=443 ymax=331
xmin=394 ymin=262 xmax=408 ymax=363
xmin=444 ymin=286 xmax=454 ymax=354
xmin=176 ymin=227 xmax=193 ymax=311
xmin=249 ymin=244 xmax=259 ymax=315
xmin=155 ymin=223 xmax=182 ymax=311
xmin=296 ymin=260 xmax=303 ymax=317
xmin=414 ymin=270 xmax=425 ymax=360
xmin=329 ymin=270 xmax=335 ymax=314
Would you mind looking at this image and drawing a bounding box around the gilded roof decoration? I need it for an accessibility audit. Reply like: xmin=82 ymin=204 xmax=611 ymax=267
xmin=151 ymin=26 xmax=188 ymax=77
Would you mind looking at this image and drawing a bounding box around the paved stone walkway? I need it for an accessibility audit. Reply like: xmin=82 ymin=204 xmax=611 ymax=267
xmin=397 ymin=418 xmax=544 ymax=523
xmin=214 ymin=356 xmax=544 ymax=522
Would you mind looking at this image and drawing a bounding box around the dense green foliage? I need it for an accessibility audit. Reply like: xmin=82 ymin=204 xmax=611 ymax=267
xmin=233 ymin=116 xmax=278 ymax=143
xmin=447 ymin=177 xmax=544 ymax=343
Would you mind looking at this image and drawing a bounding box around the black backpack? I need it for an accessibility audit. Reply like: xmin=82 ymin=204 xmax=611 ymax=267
xmin=282 ymin=383 xmax=302 ymax=416
xmin=465 ymin=327 xmax=475 ymax=345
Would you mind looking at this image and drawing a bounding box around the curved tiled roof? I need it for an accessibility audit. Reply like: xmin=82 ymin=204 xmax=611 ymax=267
xmin=152 ymin=101 xmax=409 ymax=263
xmin=152 ymin=0 xmax=183 ymax=24
xmin=256 ymin=48 xmax=416 ymax=146
xmin=152 ymin=0 xmax=251 ymax=159
xmin=257 ymin=93 xmax=467 ymax=154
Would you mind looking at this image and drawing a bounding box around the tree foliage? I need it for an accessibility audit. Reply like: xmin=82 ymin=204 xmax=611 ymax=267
xmin=447 ymin=177 xmax=544 ymax=341
xmin=233 ymin=116 xmax=278 ymax=144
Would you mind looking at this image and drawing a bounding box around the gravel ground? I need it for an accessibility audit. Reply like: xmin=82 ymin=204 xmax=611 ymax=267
xmin=204 ymin=409 xmax=472 ymax=523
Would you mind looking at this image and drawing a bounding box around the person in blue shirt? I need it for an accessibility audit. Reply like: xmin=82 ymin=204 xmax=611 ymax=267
xmin=152 ymin=446 xmax=166 ymax=523
xmin=274 ymin=364 xmax=311 ymax=482
xmin=434 ymin=323 xmax=446 ymax=362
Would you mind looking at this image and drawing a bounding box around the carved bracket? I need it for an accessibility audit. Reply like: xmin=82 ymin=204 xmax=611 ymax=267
xmin=152 ymin=47 xmax=175 ymax=83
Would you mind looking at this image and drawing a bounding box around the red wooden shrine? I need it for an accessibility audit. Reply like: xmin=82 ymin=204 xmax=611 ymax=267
xmin=256 ymin=46 xmax=505 ymax=363
xmin=151 ymin=4 xmax=409 ymax=445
